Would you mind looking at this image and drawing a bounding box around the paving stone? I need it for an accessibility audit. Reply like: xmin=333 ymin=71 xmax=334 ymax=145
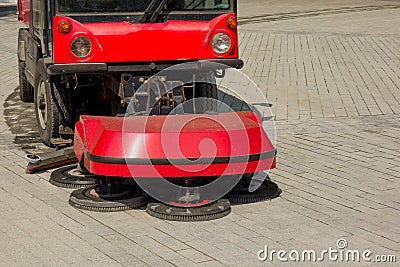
xmin=0 ymin=1 xmax=400 ymax=266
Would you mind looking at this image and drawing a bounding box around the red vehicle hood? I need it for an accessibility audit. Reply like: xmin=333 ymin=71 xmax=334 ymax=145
xmin=52 ymin=14 xmax=238 ymax=64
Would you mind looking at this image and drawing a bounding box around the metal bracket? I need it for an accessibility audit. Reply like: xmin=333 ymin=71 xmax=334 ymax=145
xmin=19 ymin=41 xmax=25 ymax=61
xmin=25 ymin=147 xmax=77 ymax=174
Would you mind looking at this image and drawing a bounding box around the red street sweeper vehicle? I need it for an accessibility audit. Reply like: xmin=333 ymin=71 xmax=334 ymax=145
xmin=18 ymin=0 xmax=280 ymax=221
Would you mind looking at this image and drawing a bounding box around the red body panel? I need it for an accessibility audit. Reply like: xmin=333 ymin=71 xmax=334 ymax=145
xmin=87 ymin=159 xmax=274 ymax=178
xmin=17 ymin=0 xmax=30 ymax=26
xmin=74 ymin=111 xmax=275 ymax=178
xmin=52 ymin=14 xmax=238 ymax=63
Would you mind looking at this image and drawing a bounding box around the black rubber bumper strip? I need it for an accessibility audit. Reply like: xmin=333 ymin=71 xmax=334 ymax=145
xmin=47 ymin=59 xmax=244 ymax=75
xmin=47 ymin=63 xmax=108 ymax=75
xmin=107 ymin=59 xmax=244 ymax=72
xmin=87 ymin=149 xmax=276 ymax=165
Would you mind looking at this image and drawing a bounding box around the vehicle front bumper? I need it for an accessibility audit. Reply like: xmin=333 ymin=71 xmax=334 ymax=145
xmin=47 ymin=59 xmax=244 ymax=75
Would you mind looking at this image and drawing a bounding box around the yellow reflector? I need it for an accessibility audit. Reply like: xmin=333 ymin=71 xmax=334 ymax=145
xmin=226 ymin=17 xmax=237 ymax=30
xmin=58 ymin=20 xmax=71 ymax=34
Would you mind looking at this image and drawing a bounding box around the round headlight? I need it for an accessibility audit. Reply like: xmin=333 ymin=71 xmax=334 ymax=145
xmin=212 ymin=33 xmax=232 ymax=54
xmin=70 ymin=36 xmax=92 ymax=58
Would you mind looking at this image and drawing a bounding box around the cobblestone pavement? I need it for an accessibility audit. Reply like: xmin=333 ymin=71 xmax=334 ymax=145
xmin=0 ymin=1 xmax=399 ymax=266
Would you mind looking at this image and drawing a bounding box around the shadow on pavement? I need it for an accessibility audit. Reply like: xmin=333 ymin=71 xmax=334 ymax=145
xmin=3 ymin=86 xmax=44 ymax=151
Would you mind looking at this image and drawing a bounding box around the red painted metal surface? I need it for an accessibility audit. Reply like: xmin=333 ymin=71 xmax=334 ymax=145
xmin=52 ymin=14 xmax=238 ymax=63
xmin=17 ymin=0 xmax=30 ymax=26
xmin=74 ymin=111 xmax=275 ymax=178
xmin=86 ymin=158 xmax=274 ymax=178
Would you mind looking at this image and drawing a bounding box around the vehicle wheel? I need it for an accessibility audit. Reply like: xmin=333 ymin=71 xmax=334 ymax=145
xmin=69 ymin=185 xmax=148 ymax=212
xmin=225 ymin=180 xmax=282 ymax=204
xmin=18 ymin=59 xmax=34 ymax=102
xmin=18 ymin=28 xmax=34 ymax=103
xmin=195 ymin=71 xmax=218 ymax=113
xmin=146 ymin=199 xmax=231 ymax=221
xmin=52 ymin=77 xmax=74 ymax=130
xmin=34 ymin=60 xmax=60 ymax=147
xmin=50 ymin=165 xmax=97 ymax=189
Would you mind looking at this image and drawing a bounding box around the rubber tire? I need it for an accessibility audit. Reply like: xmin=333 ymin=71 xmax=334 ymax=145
xmin=18 ymin=59 xmax=34 ymax=102
xmin=18 ymin=28 xmax=34 ymax=103
xmin=34 ymin=60 xmax=60 ymax=147
xmin=146 ymin=199 xmax=231 ymax=221
xmin=69 ymin=186 xmax=148 ymax=212
xmin=225 ymin=180 xmax=282 ymax=204
xmin=195 ymin=71 xmax=218 ymax=113
xmin=50 ymin=165 xmax=97 ymax=189
xmin=52 ymin=77 xmax=74 ymax=130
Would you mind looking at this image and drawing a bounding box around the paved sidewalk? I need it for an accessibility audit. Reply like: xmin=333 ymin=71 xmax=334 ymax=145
xmin=0 ymin=1 xmax=399 ymax=266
